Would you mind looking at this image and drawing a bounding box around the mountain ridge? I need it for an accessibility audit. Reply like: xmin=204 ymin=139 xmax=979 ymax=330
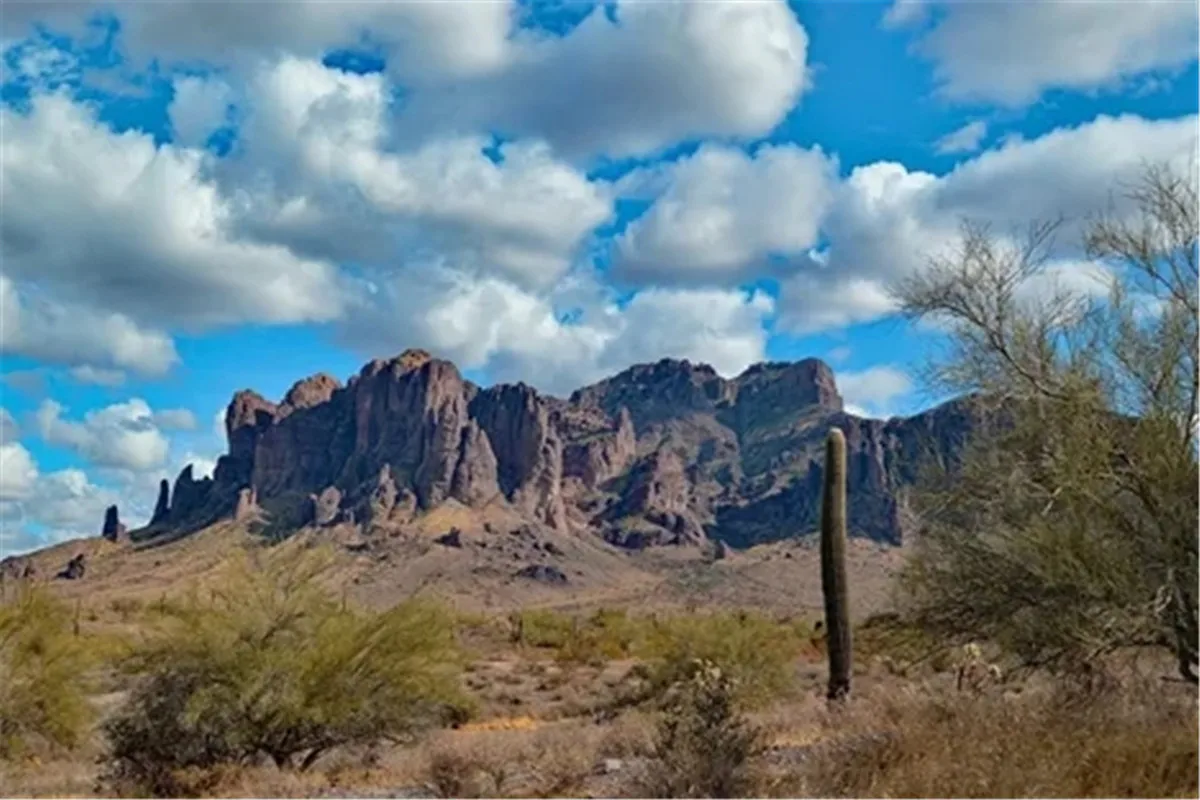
xmin=132 ymin=348 xmax=977 ymax=551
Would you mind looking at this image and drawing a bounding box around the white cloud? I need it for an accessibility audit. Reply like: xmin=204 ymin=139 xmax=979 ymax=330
xmin=229 ymin=57 xmax=612 ymax=289
xmin=2 ymin=1 xmax=513 ymax=83
xmin=1 ymin=93 xmax=346 ymax=338
xmin=35 ymin=398 xmax=174 ymax=473
xmin=396 ymin=0 xmax=811 ymax=159
xmin=0 ymin=442 xmax=38 ymax=501
xmin=169 ymin=75 xmax=231 ymax=147
xmin=838 ymin=366 xmax=913 ymax=418
xmin=0 ymin=464 xmax=120 ymax=553
xmin=778 ymin=113 xmax=1198 ymax=333
xmin=779 ymin=274 xmax=899 ymax=334
xmin=889 ymin=0 xmax=1198 ymax=106
xmin=0 ymin=408 xmax=20 ymax=444
xmin=934 ymin=119 xmax=987 ymax=155
xmin=342 ymin=267 xmax=774 ymax=395
xmin=11 ymin=1 xmax=810 ymax=161
xmin=68 ymin=365 xmax=126 ymax=387
xmin=613 ymin=143 xmax=837 ymax=285
xmin=1 ymin=275 xmax=179 ymax=376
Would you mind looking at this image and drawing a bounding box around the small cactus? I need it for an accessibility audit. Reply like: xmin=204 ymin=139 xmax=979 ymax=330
xmin=820 ymin=427 xmax=852 ymax=701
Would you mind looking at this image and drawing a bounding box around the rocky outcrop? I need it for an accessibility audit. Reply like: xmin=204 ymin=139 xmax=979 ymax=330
xmin=309 ymin=486 xmax=343 ymax=527
xmin=168 ymin=465 xmax=213 ymax=524
xmin=234 ymin=487 xmax=258 ymax=521
xmin=101 ymin=505 xmax=126 ymax=542
xmin=561 ymin=406 xmax=636 ymax=489
xmin=451 ymin=421 xmax=501 ymax=506
xmin=1 ymin=557 xmax=35 ymax=582
xmin=470 ymin=384 xmax=566 ymax=529
xmin=57 ymin=553 xmax=86 ymax=580
xmin=514 ymin=564 xmax=568 ymax=585
xmin=150 ymin=480 xmax=170 ymax=526
xmin=141 ymin=349 xmax=978 ymax=550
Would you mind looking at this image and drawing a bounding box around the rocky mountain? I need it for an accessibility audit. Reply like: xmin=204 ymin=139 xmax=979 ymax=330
xmin=137 ymin=349 xmax=979 ymax=549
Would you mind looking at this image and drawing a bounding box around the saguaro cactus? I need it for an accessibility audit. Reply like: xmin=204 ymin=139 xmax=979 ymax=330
xmin=820 ymin=427 xmax=852 ymax=701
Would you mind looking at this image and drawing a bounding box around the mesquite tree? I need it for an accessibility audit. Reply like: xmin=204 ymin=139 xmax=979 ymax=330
xmin=893 ymin=161 xmax=1199 ymax=683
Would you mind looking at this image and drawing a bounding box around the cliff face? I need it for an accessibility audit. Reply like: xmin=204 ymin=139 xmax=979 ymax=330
xmin=141 ymin=350 xmax=976 ymax=548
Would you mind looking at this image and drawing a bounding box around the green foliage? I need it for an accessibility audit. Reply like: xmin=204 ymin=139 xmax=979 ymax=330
xmin=510 ymin=608 xmax=577 ymax=650
xmin=0 ymin=586 xmax=96 ymax=759
xmin=893 ymin=162 xmax=1199 ymax=680
xmin=636 ymin=659 xmax=762 ymax=798
xmin=555 ymin=608 xmax=646 ymax=666
xmin=820 ymin=426 xmax=852 ymax=700
xmin=103 ymin=544 xmax=468 ymax=795
xmin=638 ymin=610 xmax=802 ymax=709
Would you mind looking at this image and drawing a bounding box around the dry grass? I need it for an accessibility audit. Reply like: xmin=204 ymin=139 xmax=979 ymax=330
xmin=757 ymin=674 xmax=1199 ymax=799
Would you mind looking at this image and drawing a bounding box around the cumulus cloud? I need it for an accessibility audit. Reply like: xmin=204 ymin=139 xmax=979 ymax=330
xmin=1 ymin=93 xmax=346 ymax=334
xmin=934 ymin=119 xmax=988 ymax=155
xmin=778 ymin=113 xmax=1198 ymax=333
xmin=0 ymin=462 xmax=120 ymax=553
xmin=10 ymin=1 xmax=809 ymax=161
xmin=396 ymin=1 xmax=811 ymax=159
xmin=613 ymin=143 xmax=837 ymax=286
xmin=169 ymin=75 xmax=232 ymax=147
xmin=837 ymin=366 xmax=913 ymax=418
xmin=888 ymin=0 xmax=1198 ymax=106
xmin=2 ymin=1 xmax=513 ymax=83
xmin=227 ymin=57 xmax=612 ymax=288
xmin=342 ymin=266 xmax=774 ymax=395
xmin=1 ymin=275 xmax=179 ymax=376
xmin=0 ymin=442 xmax=38 ymax=501
xmin=33 ymin=398 xmax=190 ymax=473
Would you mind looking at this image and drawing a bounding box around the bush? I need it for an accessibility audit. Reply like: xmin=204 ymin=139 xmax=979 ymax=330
xmin=555 ymin=608 xmax=646 ymax=666
xmin=638 ymin=611 xmax=802 ymax=709
xmin=636 ymin=659 xmax=762 ymax=798
xmin=103 ymin=544 xmax=467 ymax=795
xmin=0 ymin=586 xmax=95 ymax=758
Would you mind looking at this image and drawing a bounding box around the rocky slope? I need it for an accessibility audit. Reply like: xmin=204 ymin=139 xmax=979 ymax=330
xmin=137 ymin=349 xmax=978 ymax=549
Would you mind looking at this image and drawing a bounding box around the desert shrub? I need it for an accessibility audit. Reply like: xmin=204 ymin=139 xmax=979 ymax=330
xmin=103 ymin=544 xmax=467 ymax=795
xmin=0 ymin=586 xmax=96 ymax=758
xmin=555 ymin=607 xmax=647 ymax=666
xmin=511 ymin=608 xmax=576 ymax=649
xmin=634 ymin=659 xmax=762 ymax=798
xmin=637 ymin=610 xmax=802 ymax=709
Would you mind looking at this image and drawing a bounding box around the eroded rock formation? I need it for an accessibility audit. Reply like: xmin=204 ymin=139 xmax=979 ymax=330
xmin=139 ymin=350 xmax=976 ymax=549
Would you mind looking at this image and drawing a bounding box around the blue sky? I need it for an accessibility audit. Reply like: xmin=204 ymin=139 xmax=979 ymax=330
xmin=1 ymin=0 xmax=1197 ymax=553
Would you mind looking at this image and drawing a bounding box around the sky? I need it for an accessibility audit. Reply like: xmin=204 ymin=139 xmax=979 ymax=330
xmin=0 ymin=0 xmax=1197 ymax=554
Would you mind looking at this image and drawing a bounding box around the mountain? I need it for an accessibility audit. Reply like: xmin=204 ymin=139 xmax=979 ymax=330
xmin=137 ymin=349 xmax=978 ymax=551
